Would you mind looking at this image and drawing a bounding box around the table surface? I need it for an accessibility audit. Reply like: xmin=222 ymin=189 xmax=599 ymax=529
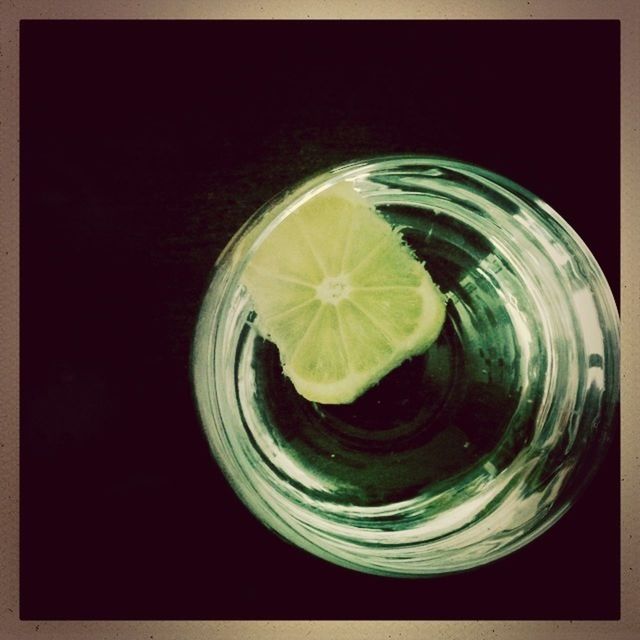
xmin=20 ymin=20 xmax=620 ymax=620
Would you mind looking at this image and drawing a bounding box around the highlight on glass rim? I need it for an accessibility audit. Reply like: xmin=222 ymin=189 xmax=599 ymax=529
xmin=192 ymin=155 xmax=620 ymax=577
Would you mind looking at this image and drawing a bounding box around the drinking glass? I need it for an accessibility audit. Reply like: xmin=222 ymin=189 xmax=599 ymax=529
xmin=192 ymin=156 xmax=619 ymax=577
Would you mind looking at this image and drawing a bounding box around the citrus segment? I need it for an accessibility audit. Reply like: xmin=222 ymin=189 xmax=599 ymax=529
xmin=349 ymin=241 xmax=424 ymax=287
xmin=290 ymin=305 xmax=349 ymax=384
xmin=241 ymin=266 xmax=315 ymax=317
xmin=241 ymin=182 xmax=446 ymax=404
xmin=247 ymin=220 xmax=325 ymax=284
xmin=349 ymin=287 xmax=424 ymax=341
xmin=335 ymin=300 xmax=394 ymax=372
xmin=264 ymin=299 xmax=321 ymax=356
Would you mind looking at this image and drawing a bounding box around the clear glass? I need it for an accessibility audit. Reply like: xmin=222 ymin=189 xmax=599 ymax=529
xmin=192 ymin=156 xmax=620 ymax=577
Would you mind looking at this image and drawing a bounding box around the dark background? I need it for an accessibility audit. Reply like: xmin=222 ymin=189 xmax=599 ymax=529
xmin=20 ymin=20 xmax=620 ymax=620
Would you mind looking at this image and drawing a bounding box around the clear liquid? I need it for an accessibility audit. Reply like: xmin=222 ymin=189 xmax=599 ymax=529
xmin=233 ymin=199 xmax=541 ymax=509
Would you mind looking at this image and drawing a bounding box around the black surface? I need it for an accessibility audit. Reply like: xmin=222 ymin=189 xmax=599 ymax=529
xmin=20 ymin=20 xmax=620 ymax=620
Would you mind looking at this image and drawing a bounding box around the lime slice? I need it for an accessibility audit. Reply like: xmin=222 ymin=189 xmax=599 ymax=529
xmin=242 ymin=182 xmax=446 ymax=404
